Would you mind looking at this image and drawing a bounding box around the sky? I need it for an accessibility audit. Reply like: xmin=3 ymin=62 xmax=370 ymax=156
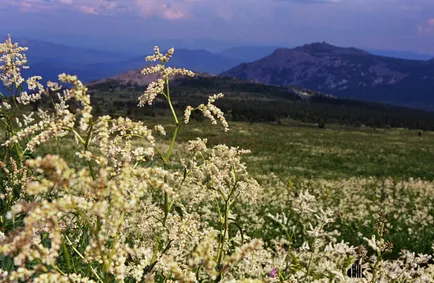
xmin=1 ymin=0 xmax=434 ymax=54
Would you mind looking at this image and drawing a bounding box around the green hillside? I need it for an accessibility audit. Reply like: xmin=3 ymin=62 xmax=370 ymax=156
xmin=86 ymin=75 xmax=434 ymax=130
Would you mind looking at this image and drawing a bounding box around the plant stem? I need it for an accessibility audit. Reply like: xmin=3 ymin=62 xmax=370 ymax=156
xmin=65 ymin=235 xmax=104 ymax=283
xmin=151 ymin=191 xmax=169 ymax=265
xmin=215 ymin=167 xmax=238 ymax=281
xmin=149 ymin=78 xmax=178 ymax=268
xmin=305 ymin=248 xmax=314 ymax=282
xmin=84 ymin=120 xmax=95 ymax=180
xmin=165 ymin=78 xmax=179 ymax=125
xmin=216 ymin=200 xmax=230 ymax=267
xmin=165 ymin=124 xmax=179 ymax=164
xmin=62 ymin=238 xmax=72 ymax=272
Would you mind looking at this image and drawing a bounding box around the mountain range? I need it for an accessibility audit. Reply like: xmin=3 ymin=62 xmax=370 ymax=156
xmin=0 ymin=36 xmax=242 ymax=86
xmin=219 ymin=45 xmax=434 ymax=63
xmin=221 ymin=42 xmax=434 ymax=110
xmin=0 ymin=36 xmax=136 ymax=65
xmin=1 ymin=36 xmax=434 ymax=110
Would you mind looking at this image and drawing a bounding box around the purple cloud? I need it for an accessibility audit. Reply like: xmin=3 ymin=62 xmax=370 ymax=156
xmin=1 ymin=0 xmax=434 ymax=54
xmin=418 ymin=18 xmax=434 ymax=34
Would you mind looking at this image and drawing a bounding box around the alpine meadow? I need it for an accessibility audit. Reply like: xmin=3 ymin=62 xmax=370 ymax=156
xmin=2 ymin=32 xmax=434 ymax=283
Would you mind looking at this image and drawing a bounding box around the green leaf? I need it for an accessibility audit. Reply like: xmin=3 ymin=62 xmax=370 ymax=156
xmin=228 ymin=218 xmax=244 ymax=244
xmin=174 ymin=204 xmax=183 ymax=220
xmin=23 ymin=151 xmax=36 ymax=160
xmin=145 ymin=159 xmax=153 ymax=168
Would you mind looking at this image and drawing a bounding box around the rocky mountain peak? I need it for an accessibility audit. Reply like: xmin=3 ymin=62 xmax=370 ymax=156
xmin=294 ymin=42 xmax=369 ymax=56
xmin=221 ymin=42 xmax=434 ymax=110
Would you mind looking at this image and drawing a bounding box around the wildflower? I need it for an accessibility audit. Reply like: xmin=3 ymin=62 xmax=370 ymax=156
xmin=0 ymin=34 xmax=29 ymax=88
xmin=184 ymin=94 xmax=229 ymax=132
xmin=184 ymin=105 xmax=193 ymax=124
xmin=154 ymin=124 xmax=166 ymax=136
xmin=138 ymin=79 xmax=165 ymax=106
xmin=0 ymin=101 xmax=11 ymax=110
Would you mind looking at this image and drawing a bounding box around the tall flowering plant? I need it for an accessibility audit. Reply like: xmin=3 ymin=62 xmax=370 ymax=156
xmin=0 ymin=36 xmax=262 ymax=282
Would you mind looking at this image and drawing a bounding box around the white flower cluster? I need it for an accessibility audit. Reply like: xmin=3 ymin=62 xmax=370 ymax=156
xmin=184 ymin=93 xmax=229 ymax=132
xmin=0 ymin=34 xmax=29 ymax=88
xmin=138 ymin=45 xmax=228 ymax=131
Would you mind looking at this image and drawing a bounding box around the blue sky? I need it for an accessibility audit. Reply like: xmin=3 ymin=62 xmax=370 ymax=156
xmin=1 ymin=0 xmax=434 ymax=54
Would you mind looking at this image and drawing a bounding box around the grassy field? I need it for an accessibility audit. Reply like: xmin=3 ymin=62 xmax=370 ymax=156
xmin=146 ymin=118 xmax=434 ymax=259
xmin=4 ymin=104 xmax=434 ymax=281
xmin=19 ymin=111 xmax=434 ymax=262
xmin=151 ymin=117 xmax=434 ymax=181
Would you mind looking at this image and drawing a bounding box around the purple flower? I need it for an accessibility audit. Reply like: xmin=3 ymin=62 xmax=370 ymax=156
xmin=270 ymin=267 xmax=278 ymax=278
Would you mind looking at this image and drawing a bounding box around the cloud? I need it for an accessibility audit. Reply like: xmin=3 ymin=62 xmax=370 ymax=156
xmin=273 ymin=0 xmax=343 ymax=4
xmin=418 ymin=18 xmax=434 ymax=34
xmin=163 ymin=9 xmax=185 ymax=20
xmin=134 ymin=0 xmax=189 ymax=20
xmin=70 ymin=0 xmax=123 ymax=15
xmin=2 ymin=0 xmax=128 ymax=15
xmin=79 ymin=5 xmax=99 ymax=14
xmin=3 ymin=0 xmax=55 ymax=12
xmin=0 ymin=0 xmax=270 ymax=21
xmin=2 ymin=0 xmax=195 ymax=19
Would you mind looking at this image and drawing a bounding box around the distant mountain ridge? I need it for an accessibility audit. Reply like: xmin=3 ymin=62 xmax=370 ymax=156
xmin=86 ymin=49 xmax=241 ymax=78
xmin=2 ymin=36 xmax=434 ymax=110
xmin=366 ymin=49 xmax=433 ymax=61
xmin=219 ymin=46 xmax=284 ymax=63
xmin=0 ymin=36 xmax=242 ymax=93
xmin=221 ymin=42 xmax=434 ymax=110
xmin=87 ymin=69 xmax=216 ymax=88
xmin=220 ymin=45 xmax=434 ymax=63
xmin=0 ymin=35 xmax=137 ymax=65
